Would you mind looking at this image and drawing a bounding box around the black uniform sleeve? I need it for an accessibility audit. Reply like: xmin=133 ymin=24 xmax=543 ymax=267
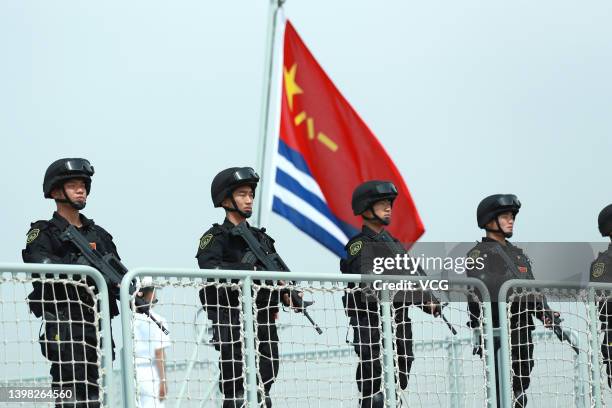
xmin=591 ymin=256 xmax=609 ymax=283
xmin=341 ymin=252 xmax=363 ymax=275
xmin=341 ymin=237 xmax=374 ymax=276
xmin=196 ymin=228 xmax=253 ymax=314
xmin=22 ymin=223 xmax=64 ymax=265
xmin=341 ymin=238 xmax=381 ymax=318
xmin=22 ymin=223 xmax=67 ymax=318
xmin=591 ymin=256 xmax=612 ymax=323
xmin=465 ymin=246 xmax=499 ymax=328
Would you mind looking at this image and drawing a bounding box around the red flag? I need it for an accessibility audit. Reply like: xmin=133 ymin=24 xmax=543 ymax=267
xmin=276 ymin=20 xmax=424 ymax=247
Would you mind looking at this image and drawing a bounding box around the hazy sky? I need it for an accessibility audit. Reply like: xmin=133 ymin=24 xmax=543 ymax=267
xmin=1 ymin=1 xmax=610 ymax=273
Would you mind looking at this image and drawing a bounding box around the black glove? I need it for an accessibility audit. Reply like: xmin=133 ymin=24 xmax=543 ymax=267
xmin=359 ymin=283 xmax=379 ymax=304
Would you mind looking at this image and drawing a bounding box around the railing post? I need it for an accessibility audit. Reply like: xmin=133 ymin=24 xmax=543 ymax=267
xmin=482 ymin=298 xmax=498 ymax=407
xmin=588 ymin=287 xmax=603 ymax=408
xmin=120 ymin=269 xmax=137 ymax=408
xmin=498 ymin=283 xmax=513 ymax=408
xmin=380 ymin=289 xmax=397 ymax=407
xmin=88 ymin=268 xmax=114 ymax=408
xmin=242 ymin=275 xmax=259 ymax=406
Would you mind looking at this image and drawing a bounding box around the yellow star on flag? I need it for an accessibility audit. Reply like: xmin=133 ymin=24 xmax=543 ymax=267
xmin=283 ymin=63 xmax=303 ymax=111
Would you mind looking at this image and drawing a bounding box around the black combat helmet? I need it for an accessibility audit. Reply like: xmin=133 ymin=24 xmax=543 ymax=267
xmin=43 ymin=158 xmax=94 ymax=198
xmin=477 ymin=194 xmax=521 ymax=237
xmin=211 ymin=167 xmax=260 ymax=218
xmin=598 ymin=204 xmax=612 ymax=237
xmin=43 ymin=158 xmax=94 ymax=210
xmin=351 ymin=180 xmax=398 ymax=225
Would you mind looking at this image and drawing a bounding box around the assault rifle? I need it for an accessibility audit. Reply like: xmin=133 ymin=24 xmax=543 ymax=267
xmin=373 ymin=230 xmax=458 ymax=335
xmin=538 ymin=297 xmax=579 ymax=355
xmin=60 ymin=224 xmax=169 ymax=335
xmin=230 ymin=222 xmax=323 ymax=335
xmin=486 ymin=244 xmax=578 ymax=354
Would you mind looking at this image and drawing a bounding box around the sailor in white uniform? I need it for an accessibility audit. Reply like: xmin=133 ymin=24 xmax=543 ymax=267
xmin=133 ymin=278 xmax=171 ymax=408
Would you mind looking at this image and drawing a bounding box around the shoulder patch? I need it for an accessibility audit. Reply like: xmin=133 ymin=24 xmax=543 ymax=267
xmin=468 ymin=249 xmax=480 ymax=259
xmin=26 ymin=228 xmax=40 ymax=244
xmin=199 ymin=233 xmax=214 ymax=250
xmin=349 ymin=240 xmax=363 ymax=256
xmin=592 ymin=262 xmax=606 ymax=279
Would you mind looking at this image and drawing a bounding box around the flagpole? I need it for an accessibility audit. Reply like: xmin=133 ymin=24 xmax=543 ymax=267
xmin=254 ymin=0 xmax=285 ymax=227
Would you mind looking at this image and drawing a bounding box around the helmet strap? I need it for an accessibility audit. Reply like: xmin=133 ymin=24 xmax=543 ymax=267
xmin=484 ymin=215 xmax=512 ymax=238
xmin=362 ymin=205 xmax=390 ymax=226
xmin=223 ymin=196 xmax=252 ymax=219
xmin=55 ymin=185 xmax=86 ymax=211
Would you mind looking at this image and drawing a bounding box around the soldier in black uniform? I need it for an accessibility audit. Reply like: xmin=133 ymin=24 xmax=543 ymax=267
xmin=22 ymin=158 xmax=122 ymax=408
xmin=340 ymin=180 xmax=440 ymax=408
xmin=466 ymin=194 xmax=557 ymax=408
xmin=196 ymin=167 xmax=287 ymax=408
xmin=589 ymin=204 xmax=612 ymax=386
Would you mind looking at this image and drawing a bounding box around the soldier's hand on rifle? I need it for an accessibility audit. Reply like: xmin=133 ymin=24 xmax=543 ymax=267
xmin=277 ymin=280 xmax=301 ymax=309
xmin=543 ymin=310 xmax=560 ymax=328
xmin=277 ymin=280 xmax=290 ymax=307
xmin=282 ymin=291 xmax=303 ymax=310
xmin=426 ymin=301 xmax=441 ymax=317
xmin=281 ymin=292 xmax=290 ymax=307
